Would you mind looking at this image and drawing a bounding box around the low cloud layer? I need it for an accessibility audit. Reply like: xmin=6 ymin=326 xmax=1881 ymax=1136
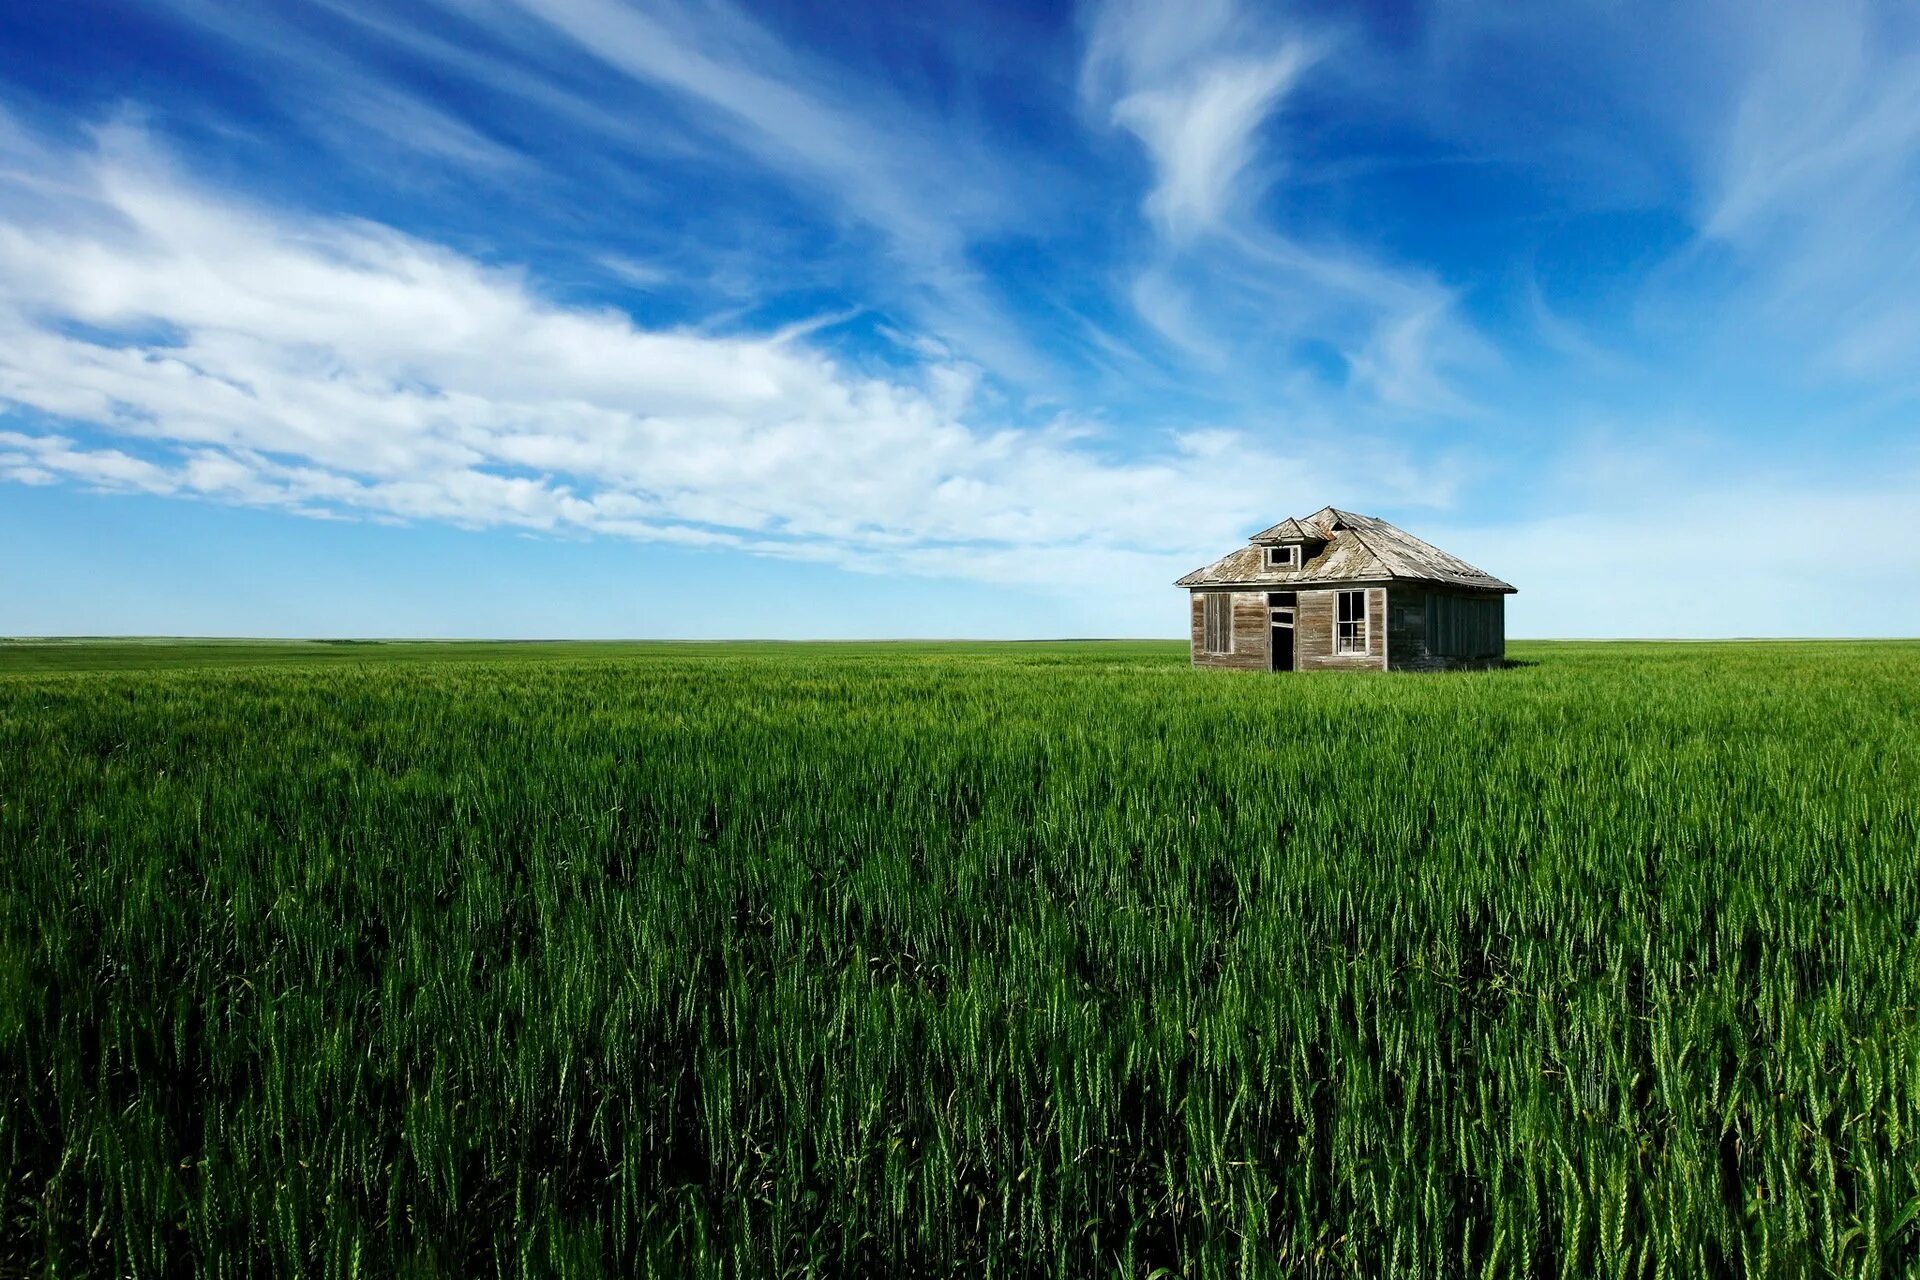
xmin=0 ymin=127 xmax=1432 ymax=588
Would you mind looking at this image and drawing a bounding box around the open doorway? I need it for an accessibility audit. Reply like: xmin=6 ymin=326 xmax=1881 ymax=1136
xmin=1267 ymin=592 xmax=1296 ymax=672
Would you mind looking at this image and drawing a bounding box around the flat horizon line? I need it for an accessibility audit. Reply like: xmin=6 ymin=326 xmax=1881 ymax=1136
xmin=5 ymin=635 xmax=1919 ymax=645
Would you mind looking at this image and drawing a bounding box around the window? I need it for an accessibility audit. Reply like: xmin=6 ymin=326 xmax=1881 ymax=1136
xmin=1335 ymin=589 xmax=1368 ymax=654
xmin=1202 ymin=592 xmax=1234 ymax=654
xmin=1266 ymin=591 xmax=1296 ymax=607
xmin=1264 ymin=544 xmax=1299 ymax=569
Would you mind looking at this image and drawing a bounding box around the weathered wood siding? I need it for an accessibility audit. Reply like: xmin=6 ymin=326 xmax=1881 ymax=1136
xmin=1188 ymin=591 xmax=1270 ymax=671
xmin=1296 ymin=586 xmax=1386 ymax=672
xmin=1190 ymin=584 xmax=1504 ymax=672
xmin=1387 ymin=587 xmax=1506 ymax=671
xmin=1386 ymin=587 xmax=1428 ymax=671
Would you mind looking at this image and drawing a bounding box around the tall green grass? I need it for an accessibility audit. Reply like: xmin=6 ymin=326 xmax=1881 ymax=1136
xmin=3 ymin=640 xmax=1918 ymax=1276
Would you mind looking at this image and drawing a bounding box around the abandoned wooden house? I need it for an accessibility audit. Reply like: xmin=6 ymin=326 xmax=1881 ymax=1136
xmin=1177 ymin=507 xmax=1516 ymax=672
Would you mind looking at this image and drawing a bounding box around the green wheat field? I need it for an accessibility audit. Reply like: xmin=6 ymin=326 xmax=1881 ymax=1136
xmin=3 ymin=638 xmax=1918 ymax=1277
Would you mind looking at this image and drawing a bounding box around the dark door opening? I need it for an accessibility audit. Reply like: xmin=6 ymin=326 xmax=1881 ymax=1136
xmin=1270 ymin=609 xmax=1295 ymax=672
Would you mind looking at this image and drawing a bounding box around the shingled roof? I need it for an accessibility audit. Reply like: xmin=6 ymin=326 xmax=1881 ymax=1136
xmin=1176 ymin=507 xmax=1516 ymax=592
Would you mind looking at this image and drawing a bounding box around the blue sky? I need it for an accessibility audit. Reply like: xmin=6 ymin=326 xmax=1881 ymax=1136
xmin=1 ymin=0 xmax=1917 ymax=638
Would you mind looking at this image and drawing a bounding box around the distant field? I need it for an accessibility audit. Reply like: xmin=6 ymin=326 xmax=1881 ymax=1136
xmin=4 ymin=640 xmax=1918 ymax=1276
xmin=0 ymin=636 xmax=1142 ymax=673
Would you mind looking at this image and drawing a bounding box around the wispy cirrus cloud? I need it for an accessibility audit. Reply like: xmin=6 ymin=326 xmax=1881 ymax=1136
xmin=1385 ymin=0 xmax=1920 ymax=391
xmin=1693 ymin=1 xmax=1920 ymax=381
xmin=472 ymin=0 xmax=1076 ymax=385
xmin=486 ymin=0 xmax=1011 ymax=254
xmin=1083 ymin=0 xmax=1317 ymax=243
xmin=140 ymin=0 xmax=1067 ymax=387
xmin=1078 ymin=0 xmax=1480 ymax=417
xmin=113 ymin=0 xmax=1497 ymax=422
xmin=130 ymin=0 xmax=537 ymax=176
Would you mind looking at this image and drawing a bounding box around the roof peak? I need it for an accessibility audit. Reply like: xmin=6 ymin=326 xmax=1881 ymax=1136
xmin=1179 ymin=507 xmax=1516 ymax=592
xmin=1249 ymin=514 xmax=1334 ymax=544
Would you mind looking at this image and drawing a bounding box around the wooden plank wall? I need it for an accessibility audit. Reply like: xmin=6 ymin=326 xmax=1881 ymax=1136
xmin=1192 ymin=586 xmax=1509 ymax=673
xmin=1386 ymin=586 xmax=1429 ymax=671
xmin=1386 ymin=587 xmax=1507 ymax=671
xmin=1295 ymin=587 xmax=1385 ymax=672
xmin=1188 ymin=591 xmax=1270 ymax=671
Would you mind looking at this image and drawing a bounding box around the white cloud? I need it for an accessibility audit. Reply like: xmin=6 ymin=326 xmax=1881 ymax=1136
xmin=1343 ymin=298 xmax=1483 ymax=416
xmin=1083 ymin=0 xmax=1315 ymax=242
xmin=473 ymin=0 xmax=1070 ymax=385
xmin=139 ymin=0 xmax=1063 ymax=389
xmin=1700 ymin=3 xmax=1920 ymax=241
xmin=0 ymin=128 xmax=1437 ymax=588
xmin=1694 ymin=1 xmax=1920 ymax=380
xmin=1384 ymin=0 xmax=1920 ymax=387
xmin=142 ymin=0 xmax=532 ymax=176
xmin=1110 ymin=48 xmax=1313 ymax=242
xmin=489 ymin=0 xmax=996 ymax=254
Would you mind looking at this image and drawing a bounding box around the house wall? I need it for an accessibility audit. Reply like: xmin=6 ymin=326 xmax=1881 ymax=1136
xmin=1387 ymin=587 xmax=1506 ymax=671
xmin=1188 ymin=591 xmax=1269 ymax=671
xmin=1189 ymin=585 xmax=1507 ymax=673
xmin=1386 ymin=588 xmax=1428 ymax=670
xmin=1296 ymin=586 xmax=1387 ymax=671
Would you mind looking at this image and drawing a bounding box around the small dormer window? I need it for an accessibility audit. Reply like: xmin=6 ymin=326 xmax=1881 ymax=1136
xmin=1265 ymin=544 xmax=1299 ymax=570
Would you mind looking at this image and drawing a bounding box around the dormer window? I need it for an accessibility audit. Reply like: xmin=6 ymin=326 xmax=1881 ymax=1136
xmin=1264 ymin=544 xmax=1299 ymax=570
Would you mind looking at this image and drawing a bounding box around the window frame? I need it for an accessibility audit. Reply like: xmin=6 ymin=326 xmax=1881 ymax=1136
xmin=1264 ymin=544 xmax=1299 ymax=570
xmin=1202 ymin=592 xmax=1235 ymax=655
xmin=1334 ymin=588 xmax=1369 ymax=655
